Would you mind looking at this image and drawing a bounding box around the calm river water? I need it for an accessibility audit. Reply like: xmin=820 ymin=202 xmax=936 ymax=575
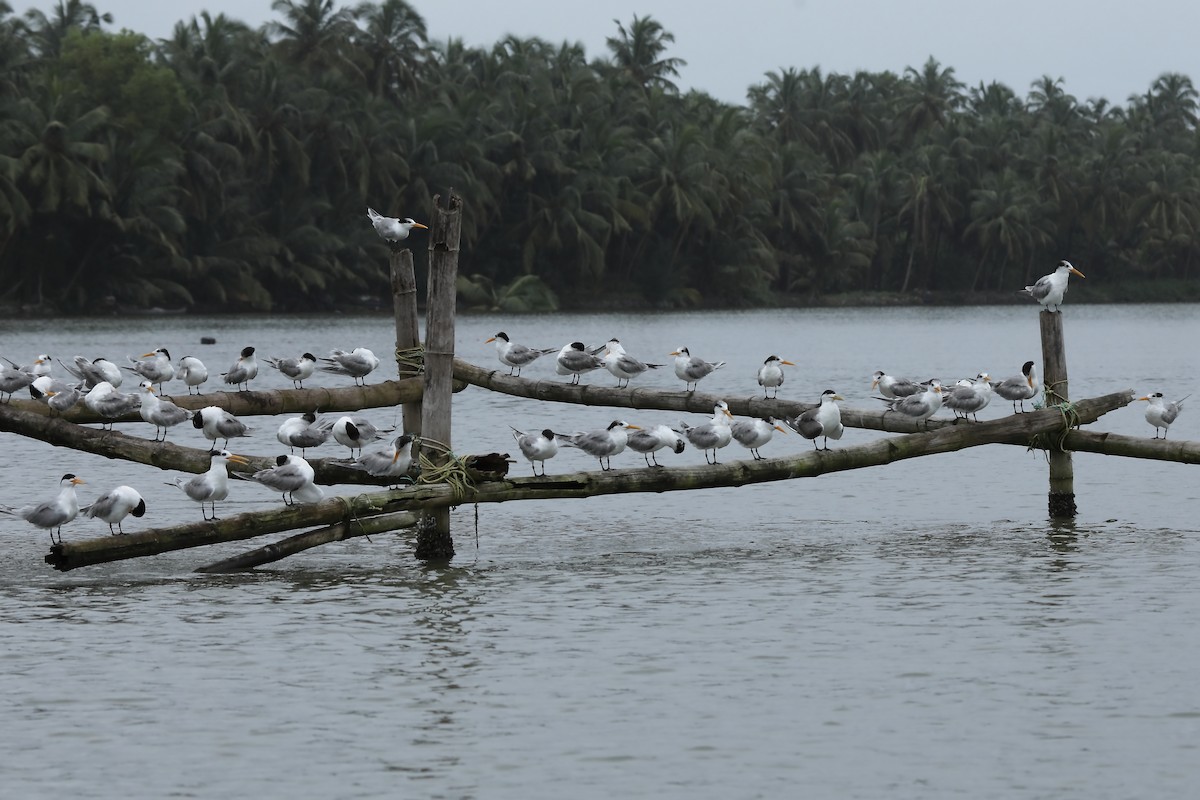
xmin=2 ymin=305 xmax=1198 ymax=798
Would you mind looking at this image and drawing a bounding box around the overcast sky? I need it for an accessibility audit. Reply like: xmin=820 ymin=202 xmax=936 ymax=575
xmin=12 ymin=0 xmax=1200 ymax=106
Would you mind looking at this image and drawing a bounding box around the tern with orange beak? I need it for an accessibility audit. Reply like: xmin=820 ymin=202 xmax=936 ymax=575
xmin=1023 ymin=260 xmax=1085 ymax=312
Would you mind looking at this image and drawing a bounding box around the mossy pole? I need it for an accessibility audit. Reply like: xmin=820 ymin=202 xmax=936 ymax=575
xmin=1040 ymin=309 xmax=1077 ymax=517
xmin=416 ymin=191 xmax=462 ymax=561
xmin=390 ymin=248 xmax=422 ymax=435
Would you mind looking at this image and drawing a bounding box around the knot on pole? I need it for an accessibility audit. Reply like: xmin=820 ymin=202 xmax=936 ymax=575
xmin=1027 ymin=401 xmax=1082 ymax=455
xmin=395 ymin=345 xmax=425 ymax=374
xmin=416 ymin=437 xmax=472 ymax=500
xmin=1044 ymin=378 xmax=1069 ymax=405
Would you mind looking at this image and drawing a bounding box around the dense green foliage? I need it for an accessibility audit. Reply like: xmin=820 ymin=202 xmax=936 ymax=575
xmin=3 ymin=1 xmax=1200 ymax=312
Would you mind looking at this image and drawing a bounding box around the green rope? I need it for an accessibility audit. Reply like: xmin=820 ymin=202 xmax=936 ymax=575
xmin=395 ymin=345 xmax=426 ymax=375
xmin=415 ymin=436 xmax=473 ymax=500
xmin=1027 ymin=399 xmax=1081 ymax=456
xmin=332 ymin=494 xmax=382 ymax=542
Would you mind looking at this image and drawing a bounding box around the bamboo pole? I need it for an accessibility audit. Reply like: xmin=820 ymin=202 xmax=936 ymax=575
xmin=195 ymin=511 xmax=419 ymax=573
xmin=1040 ymin=310 xmax=1076 ymax=517
xmin=45 ymin=389 xmax=1133 ymax=572
xmin=416 ymin=191 xmax=462 ymax=561
xmin=391 ymin=248 xmax=423 ymax=435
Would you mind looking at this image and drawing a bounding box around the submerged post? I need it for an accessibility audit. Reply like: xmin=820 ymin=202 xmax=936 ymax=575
xmin=1040 ymin=310 xmax=1077 ymax=517
xmin=416 ymin=191 xmax=463 ymax=561
xmin=391 ymin=249 xmax=422 ymax=435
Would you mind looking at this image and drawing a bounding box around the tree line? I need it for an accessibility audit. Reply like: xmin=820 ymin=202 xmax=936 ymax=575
xmin=3 ymin=0 xmax=1200 ymax=314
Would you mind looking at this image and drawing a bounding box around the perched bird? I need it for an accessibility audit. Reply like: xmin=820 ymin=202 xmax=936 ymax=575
xmin=193 ymin=405 xmax=252 ymax=450
xmin=1023 ymin=259 xmax=1085 ymax=312
xmin=319 ymin=348 xmax=380 ymax=386
xmin=31 ymin=382 xmax=82 ymax=414
xmin=222 ymin=346 xmax=258 ymax=391
xmin=603 ymin=338 xmax=663 ymax=389
xmin=786 ymin=390 xmax=846 ymax=451
xmin=671 ymin=347 xmax=726 ymax=391
xmin=0 ymin=361 xmax=36 ymax=403
xmin=124 ymin=348 xmax=174 ymax=393
xmin=558 ymin=420 xmax=640 ymax=471
xmin=341 ymin=434 xmax=416 ymax=485
xmin=731 ymin=415 xmax=788 ymax=460
xmin=276 ymin=410 xmax=329 ymax=454
xmin=679 ymin=401 xmax=734 ymax=464
xmin=757 ymin=355 xmax=796 ymax=399
xmin=992 ymin=361 xmax=1040 ymax=413
xmin=510 ymin=427 xmax=559 ymax=476
xmin=4 ymin=354 xmax=52 ymax=378
xmin=177 ymin=356 xmax=209 ymax=395
xmin=137 ymin=380 xmax=192 ymax=441
xmin=265 ymin=353 xmax=317 ymax=389
xmin=555 ymin=341 xmax=606 ymax=385
xmin=942 ymin=373 xmax=993 ymax=423
xmin=81 ymin=485 xmax=146 ymax=535
xmin=367 ymin=207 xmax=428 ymax=243
xmin=486 ymin=332 xmax=556 ymax=377
xmin=1 ymin=473 xmax=84 ymax=544
xmin=871 ymin=370 xmax=923 ymax=399
xmin=60 ymin=355 xmax=122 ymax=389
xmin=879 ymin=381 xmax=944 ymax=428
xmin=324 ymin=415 xmax=391 ymax=457
xmin=626 ymin=424 xmax=687 ymax=467
xmin=171 ymin=450 xmax=249 ymax=521
xmin=1139 ymin=392 xmax=1189 ymax=439
xmin=83 ymin=381 xmax=142 ymax=428
xmin=247 ymin=454 xmax=323 ymax=506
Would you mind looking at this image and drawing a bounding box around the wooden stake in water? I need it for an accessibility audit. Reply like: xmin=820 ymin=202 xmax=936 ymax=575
xmin=1039 ymin=309 xmax=1077 ymax=518
xmin=391 ymin=248 xmax=422 ymax=435
xmin=416 ymin=192 xmax=463 ymax=561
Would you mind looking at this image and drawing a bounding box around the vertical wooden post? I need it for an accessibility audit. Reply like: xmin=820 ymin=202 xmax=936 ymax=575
xmin=390 ymin=249 xmax=422 ymax=435
xmin=415 ymin=192 xmax=462 ymax=561
xmin=1039 ymin=310 xmax=1077 ymax=517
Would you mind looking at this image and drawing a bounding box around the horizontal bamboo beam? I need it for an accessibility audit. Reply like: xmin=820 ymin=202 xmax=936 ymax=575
xmin=46 ymin=389 xmax=1133 ymax=572
xmin=1060 ymin=429 xmax=1200 ymax=463
xmin=194 ymin=511 xmax=419 ymax=573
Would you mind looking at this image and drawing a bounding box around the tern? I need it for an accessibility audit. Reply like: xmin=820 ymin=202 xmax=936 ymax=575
xmin=124 ymin=348 xmax=174 ymax=393
xmin=247 ymin=454 xmax=323 ymax=506
xmin=731 ymin=415 xmax=788 ymax=460
xmin=222 ymin=346 xmax=258 ymax=391
xmin=4 ymin=354 xmax=52 ymax=378
xmin=555 ymin=341 xmax=605 ymax=385
xmin=0 ymin=362 xmax=37 ymax=402
xmin=138 ymin=380 xmax=192 ymax=441
xmin=603 ymin=338 xmax=663 ymax=388
xmin=786 ymin=389 xmax=845 ymax=450
xmin=31 ymin=382 xmax=82 ymax=414
xmin=757 ymin=355 xmax=795 ymax=399
xmin=171 ymin=450 xmax=250 ymax=521
xmin=265 ymin=353 xmax=317 ymax=389
xmin=177 ymin=356 xmax=209 ymax=395
xmin=1 ymin=473 xmax=84 ymax=543
xmin=83 ymin=381 xmax=142 ymax=428
xmin=1139 ymin=392 xmax=1189 ymax=439
xmin=486 ymin=333 xmax=556 ymax=376
xmin=557 ymin=420 xmax=640 ymax=471
xmin=942 ymin=373 xmax=992 ymax=422
xmin=511 ymin=427 xmax=559 ymax=476
xmin=81 ymin=485 xmax=146 ymax=535
xmin=276 ymin=410 xmax=329 ymax=454
xmin=671 ymin=347 xmax=726 ymax=391
xmin=1023 ymin=260 xmax=1085 ymax=312
xmin=319 ymin=347 xmax=380 ymax=386
xmin=992 ymin=361 xmax=1040 ymax=413
xmin=626 ymin=424 xmax=686 ymax=467
xmin=679 ymin=401 xmax=734 ymax=464
xmin=879 ymin=381 xmax=943 ymax=428
xmin=193 ymin=405 xmax=252 ymax=450
xmin=324 ymin=415 xmax=391 ymax=457
xmin=60 ymin=355 xmax=123 ymax=389
xmin=871 ymin=370 xmax=923 ymax=399
xmin=341 ymin=434 xmax=416 ymax=485
xmin=367 ymin=207 xmax=428 ymax=243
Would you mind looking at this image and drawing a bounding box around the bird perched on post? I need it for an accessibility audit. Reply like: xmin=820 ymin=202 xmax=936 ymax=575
xmin=124 ymin=348 xmax=174 ymax=393
xmin=679 ymin=401 xmax=734 ymax=464
xmin=60 ymin=355 xmax=123 ymax=389
xmin=486 ymin=333 xmax=556 ymax=377
xmin=265 ymin=353 xmax=317 ymax=389
xmin=555 ymin=341 xmax=606 ymax=384
xmin=276 ymin=410 xmax=329 ymax=455
xmin=1139 ymin=392 xmax=1189 ymax=439
xmin=193 ymin=405 xmax=252 ymax=450
xmin=993 ymin=361 xmax=1040 ymax=413
xmin=671 ymin=347 xmax=725 ymax=391
xmin=138 ymin=380 xmax=192 ymax=441
xmin=942 ymin=373 xmax=992 ymax=423
xmin=83 ymin=381 xmax=142 ymax=428
xmin=757 ymin=355 xmax=795 ymax=399
xmin=340 ymin=434 xmax=416 ymax=486
xmin=557 ymin=420 xmax=640 ymax=471
xmin=510 ymin=428 xmax=559 ymax=476
xmin=1022 ymin=260 xmax=1085 ymax=312
xmin=367 ymin=207 xmax=428 ymax=247
xmin=222 ymin=346 xmax=258 ymax=391
xmin=246 ymin=454 xmax=323 ymax=506
xmin=878 ymin=382 xmax=943 ymax=428
xmin=177 ymin=356 xmax=209 ymax=395
xmin=1 ymin=473 xmax=84 ymax=543
xmin=786 ymin=389 xmax=845 ymax=450
xmin=626 ymin=424 xmax=687 ymax=468
xmin=871 ymin=370 xmax=923 ymax=399
xmin=81 ymin=485 xmax=146 ymax=535
xmin=323 ymin=415 xmax=391 ymax=458
xmin=731 ymin=415 xmax=788 ymax=460
xmin=603 ymin=338 xmax=663 ymax=389
xmin=319 ymin=347 xmax=380 ymax=386
xmin=170 ymin=450 xmax=249 ymax=521
xmin=0 ymin=361 xmax=36 ymax=403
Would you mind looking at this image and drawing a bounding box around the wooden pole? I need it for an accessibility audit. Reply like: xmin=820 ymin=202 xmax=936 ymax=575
xmin=391 ymin=248 xmax=423 ymax=435
xmin=1040 ymin=309 xmax=1076 ymax=517
xmin=417 ymin=191 xmax=463 ymax=561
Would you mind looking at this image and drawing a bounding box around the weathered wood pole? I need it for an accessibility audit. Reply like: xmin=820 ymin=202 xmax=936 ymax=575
xmin=1040 ymin=309 xmax=1077 ymax=517
xmin=416 ymin=191 xmax=463 ymax=561
xmin=391 ymin=248 xmax=423 ymax=435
